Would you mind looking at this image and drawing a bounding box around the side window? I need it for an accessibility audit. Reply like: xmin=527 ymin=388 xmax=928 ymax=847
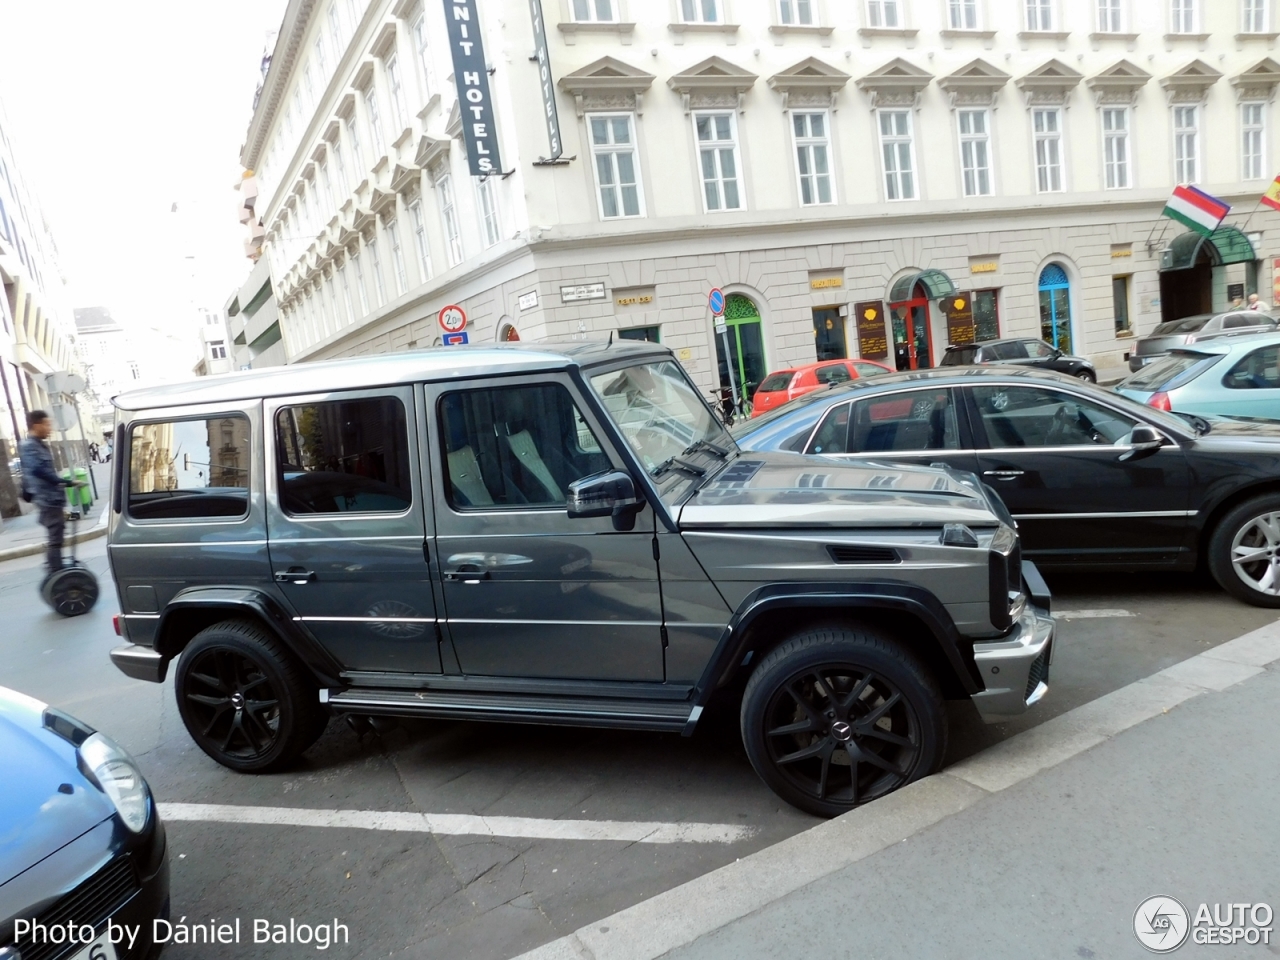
xmin=1025 ymin=340 xmax=1056 ymax=358
xmin=813 ymin=363 xmax=852 ymax=386
xmin=993 ymin=341 xmax=1029 ymax=360
xmin=274 ymin=396 xmax=412 ymax=514
xmin=128 ymin=416 xmax=250 ymax=520
xmin=439 ymin=383 xmax=611 ymax=508
xmin=971 ymin=386 xmax=1137 ymax=448
xmin=1224 ymin=346 xmax=1280 ymax=389
xmin=848 ymin=390 xmax=960 ymax=452
xmin=808 ymin=402 xmax=851 ymax=454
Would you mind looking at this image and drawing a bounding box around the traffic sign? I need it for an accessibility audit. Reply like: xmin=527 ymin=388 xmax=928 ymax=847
xmin=443 ymin=331 xmax=470 ymax=346
xmin=438 ymin=304 xmax=467 ymax=333
xmin=708 ymin=288 xmax=725 ymax=317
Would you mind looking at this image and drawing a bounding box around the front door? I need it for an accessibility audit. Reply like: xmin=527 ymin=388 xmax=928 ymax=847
xmin=888 ymin=299 xmax=932 ymax=370
xmin=428 ymin=374 xmax=665 ymax=681
xmin=965 ymin=383 xmax=1191 ymax=564
xmin=265 ymin=387 xmax=440 ymax=675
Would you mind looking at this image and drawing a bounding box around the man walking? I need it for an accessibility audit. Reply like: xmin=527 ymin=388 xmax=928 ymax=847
xmin=19 ymin=410 xmax=80 ymax=575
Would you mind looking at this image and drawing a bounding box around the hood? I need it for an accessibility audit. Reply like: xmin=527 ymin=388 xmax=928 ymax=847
xmin=0 ymin=690 xmax=114 ymax=886
xmin=678 ymin=452 xmax=1000 ymax=528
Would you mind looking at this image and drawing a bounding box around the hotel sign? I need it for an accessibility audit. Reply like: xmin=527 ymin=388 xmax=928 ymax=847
xmin=527 ymin=0 xmax=563 ymax=161
xmin=443 ymin=0 xmax=504 ymax=176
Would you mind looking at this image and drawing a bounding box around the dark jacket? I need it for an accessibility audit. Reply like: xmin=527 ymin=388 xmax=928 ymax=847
xmin=18 ymin=436 xmax=70 ymax=508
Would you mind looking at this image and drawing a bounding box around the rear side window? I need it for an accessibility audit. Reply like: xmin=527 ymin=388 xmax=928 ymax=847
xmin=851 ymin=360 xmax=888 ymax=377
xmin=274 ymin=397 xmax=412 ymax=514
xmin=848 ymin=390 xmax=960 ymax=452
xmin=757 ymin=372 xmax=795 ymax=393
xmin=813 ymin=363 xmax=852 ymax=386
xmin=1222 ymin=314 xmax=1260 ymax=329
xmin=992 ymin=341 xmax=1028 ymax=360
xmin=128 ymin=416 xmax=250 ymax=520
xmin=1224 ymin=346 xmax=1280 ymax=390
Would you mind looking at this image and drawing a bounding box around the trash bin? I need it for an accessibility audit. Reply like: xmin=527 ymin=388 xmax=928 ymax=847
xmin=62 ymin=468 xmax=92 ymax=510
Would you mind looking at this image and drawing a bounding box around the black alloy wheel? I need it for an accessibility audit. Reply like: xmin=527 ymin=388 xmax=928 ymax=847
xmin=741 ymin=626 xmax=946 ymax=818
xmin=47 ymin=568 xmax=99 ymax=617
xmin=175 ymin=619 xmax=327 ymax=772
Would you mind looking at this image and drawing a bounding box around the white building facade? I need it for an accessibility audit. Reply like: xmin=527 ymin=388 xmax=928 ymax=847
xmin=245 ymin=0 xmax=1280 ymax=397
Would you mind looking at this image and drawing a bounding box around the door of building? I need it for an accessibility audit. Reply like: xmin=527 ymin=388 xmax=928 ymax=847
xmin=714 ymin=294 xmax=767 ymax=411
xmin=1038 ymin=264 xmax=1074 ymax=353
xmin=888 ymin=296 xmax=932 ymax=370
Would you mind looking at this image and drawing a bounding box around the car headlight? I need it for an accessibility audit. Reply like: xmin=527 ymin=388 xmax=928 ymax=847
xmin=79 ymin=732 xmax=151 ymax=833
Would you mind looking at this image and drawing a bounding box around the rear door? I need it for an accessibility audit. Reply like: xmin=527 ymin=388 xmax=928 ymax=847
xmin=265 ymin=386 xmax=440 ymax=675
xmin=1212 ymin=344 xmax=1280 ymax=417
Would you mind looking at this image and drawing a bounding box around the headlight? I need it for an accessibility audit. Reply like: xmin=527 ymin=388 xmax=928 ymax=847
xmin=79 ymin=732 xmax=151 ymax=833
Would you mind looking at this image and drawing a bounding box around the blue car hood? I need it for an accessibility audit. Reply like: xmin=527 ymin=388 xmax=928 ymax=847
xmin=0 ymin=691 xmax=113 ymax=886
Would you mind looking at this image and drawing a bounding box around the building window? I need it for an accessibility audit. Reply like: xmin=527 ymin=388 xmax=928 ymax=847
xmin=409 ymin=198 xmax=432 ymax=282
xmin=1025 ymin=0 xmax=1053 ymax=30
xmin=1171 ymin=0 xmax=1197 ymax=32
xmin=385 ymin=53 xmax=409 ymax=130
xmin=329 ymin=138 xmax=347 ymax=196
xmin=866 ymin=0 xmax=901 ymax=27
xmin=338 ymin=262 xmax=355 ymax=323
xmin=351 ymin=249 xmax=369 ymax=314
xmin=386 ymin=218 xmax=408 ymax=295
xmin=364 ymin=87 xmax=386 ymax=158
xmin=949 ymin=0 xmax=979 ymax=30
xmin=302 ymin=61 xmax=316 ymax=111
xmin=589 ymin=114 xmax=644 ymax=218
xmin=679 ymin=0 xmax=721 ymax=23
xmin=411 ymin=12 xmax=436 ymax=104
xmin=210 ymin=341 xmax=227 ymax=360
xmin=1243 ymin=102 xmax=1266 ymax=180
xmin=779 ymin=0 xmax=815 ymax=25
xmin=878 ymin=110 xmax=917 ymax=201
xmin=344 ymin=113 xmax=364 ymax=180
xmin=327 ymin=2 xmax=344 ymax=61
xmin=477 ymin=178 xmax=501 ymax=247
xmin=1033 ymin=107 xmax=1064 ymax=193
xmin=958 ymin=109 xmax=993 ymax=197
xmin=437 ymin=174 xmax=464 ymax=266
xmin=974 ymin=289 xmax=1000 ymax=341
xmin=694 ymin=112 xmax=743 ymax=211
xmin=313 ymin=36 xmax=328 ymax=83
xmin=129 ymin=362 xmax=140 ymax=380
xmin=368 ymin=237 xmax=386 ymax=306
xmin=572 ymin=0 xmax=616 ymax=20
xmin=1102 ymin=107 xmax=1130 ymax=189
xmin=618 ymin=325 xmax=660 ymax=342
xmin=1113 ymin=276 xmax=1131 ymax=334
xmin=1174 ymin=105 xmax=1199 ymax=183
xmin=1244 ymin=0 xmax=1269 ymax=32
xmin=793 ymin=111 xmax=834 ymax=205
xmin=1097 ymin=0 xmax=1123 ymax=30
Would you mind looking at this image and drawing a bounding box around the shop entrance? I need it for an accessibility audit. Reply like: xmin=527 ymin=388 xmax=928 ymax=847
xmin=1158 ymin=227 xmax=1258 ymax=325
xmin=888 ymin=297 xmax=932 ymax=370
xmin=813 ymin=307 xmax=846 ymax=360
xmin=714 ymin=293 xmax=767 ymax=413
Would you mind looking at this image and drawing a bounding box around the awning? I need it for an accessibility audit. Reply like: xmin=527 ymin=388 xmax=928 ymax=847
xmin=889 ymin=269 xmax=958 ymax=303
xmin=1160 ymin=226 xmax=1257 ymax=271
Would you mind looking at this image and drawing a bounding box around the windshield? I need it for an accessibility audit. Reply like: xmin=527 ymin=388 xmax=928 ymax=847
xmin=590 ymin=360 xmax=735 ymax=500
xmin=1120 ymin=352 xmax=1216 ymax=390
xmin=730 ymin=394 xmax=830 ymax=452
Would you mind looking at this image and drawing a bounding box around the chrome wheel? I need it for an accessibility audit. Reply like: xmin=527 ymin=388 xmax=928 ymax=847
xmin=1230 ymin=511 xmax=1280 ymax=596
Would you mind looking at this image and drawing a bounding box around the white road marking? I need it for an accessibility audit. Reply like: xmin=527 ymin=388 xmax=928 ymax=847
xmin=1053 ymin=608 xmax=1136 ymax=619
xmin=157 ymin=803 xmax=754 ymax=845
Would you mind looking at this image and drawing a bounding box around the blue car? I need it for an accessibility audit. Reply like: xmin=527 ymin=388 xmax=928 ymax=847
xmin=1 ymin=687 xmax=168 ymax=960
xmin=1115 ymin=331 xmax=1280 ymax=419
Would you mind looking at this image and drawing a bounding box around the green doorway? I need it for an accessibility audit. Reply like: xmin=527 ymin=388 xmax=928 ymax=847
xmin=714 ymin=293 xmax=767 ymax=413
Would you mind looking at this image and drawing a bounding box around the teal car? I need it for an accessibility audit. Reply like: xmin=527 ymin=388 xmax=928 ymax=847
xmin=1115 ymin=331 xmax=1280 ymax=420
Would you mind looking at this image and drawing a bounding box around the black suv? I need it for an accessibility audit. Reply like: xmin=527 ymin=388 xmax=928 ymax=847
xmin=942 ymin=338 xmax=1096 ymax=381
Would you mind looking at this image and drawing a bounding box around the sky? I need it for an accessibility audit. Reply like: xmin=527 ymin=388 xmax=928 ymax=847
xmin=0 ymin=0 xmax=288 ymax=343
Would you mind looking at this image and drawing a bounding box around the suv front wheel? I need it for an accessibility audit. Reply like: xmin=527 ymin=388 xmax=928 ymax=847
xmin=175 ymin=619 xmax=328 ymax=772
xmin=740 ymin=624 xmax=947 ymax=818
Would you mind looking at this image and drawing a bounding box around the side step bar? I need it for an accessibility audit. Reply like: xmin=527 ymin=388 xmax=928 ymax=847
xmin=322 ymin=687 xmax=694 ymax=733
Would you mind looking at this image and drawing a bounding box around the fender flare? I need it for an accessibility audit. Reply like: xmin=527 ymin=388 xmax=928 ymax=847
xmin=154 ymin=586 xmax=344 ymax=687
xmin=685 ymin=581 xmax=983 ymax=732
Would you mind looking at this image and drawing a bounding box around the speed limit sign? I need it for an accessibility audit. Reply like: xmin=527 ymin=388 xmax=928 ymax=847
xmin=438 ymin=304 xmax=467 ymax=333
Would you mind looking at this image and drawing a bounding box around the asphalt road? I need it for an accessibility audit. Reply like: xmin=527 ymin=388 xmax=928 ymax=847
xmin=2 ymin=540 xmax=1273 ymax=960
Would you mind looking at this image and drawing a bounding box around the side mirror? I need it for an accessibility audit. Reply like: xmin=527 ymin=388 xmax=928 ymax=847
xmin=567 ymin=470 xmax=645 ymax=531
xmin=1118 ymin=424 xmax=1164 ymax=462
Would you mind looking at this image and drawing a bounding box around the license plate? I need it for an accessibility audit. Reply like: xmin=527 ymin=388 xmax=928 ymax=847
xmin=70 ymin=933 xmax=118 ymax=960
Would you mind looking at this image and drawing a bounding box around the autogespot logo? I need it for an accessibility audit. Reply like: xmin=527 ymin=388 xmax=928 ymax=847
xmin=1134 ymin=896 xmax=1191 ymax=953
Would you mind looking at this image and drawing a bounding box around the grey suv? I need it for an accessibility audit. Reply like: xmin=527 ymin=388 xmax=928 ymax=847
xmin=106 ymin=342 xmax=1053 ymax=816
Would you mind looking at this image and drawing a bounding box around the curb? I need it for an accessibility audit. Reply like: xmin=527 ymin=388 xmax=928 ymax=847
xmin=509 ymin=619 xmax=1280 ymax=960
xmin=0 ymin=523 xmax=107 ymax=563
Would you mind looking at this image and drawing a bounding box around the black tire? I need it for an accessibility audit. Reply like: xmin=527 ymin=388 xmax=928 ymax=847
xmin=174 ymin=619 xmax=327 ymax=772
xmin=1207 ymin=493 xmax=1280 ymax=607
xmin=47 ymin=567 xmax=99 ymax=617
xmin=740 ymin=624 xmax=947 ymax=818
xmin=1074 ymin=369 xmax=1096 ymax=382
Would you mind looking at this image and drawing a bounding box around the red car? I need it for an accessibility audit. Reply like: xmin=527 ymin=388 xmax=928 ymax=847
xmin=750 ymin=358 xmax=893 ymax=416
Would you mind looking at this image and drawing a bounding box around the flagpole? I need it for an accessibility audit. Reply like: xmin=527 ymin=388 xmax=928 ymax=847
xmin=1239 ymin=196 xmax=1266 ymax=235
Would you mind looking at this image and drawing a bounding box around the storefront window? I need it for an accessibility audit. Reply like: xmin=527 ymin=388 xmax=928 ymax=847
xmin=973 ymin=289 xmax=1000 ymax=342
xmin=813 ymin=307 xmax=846 ymax=360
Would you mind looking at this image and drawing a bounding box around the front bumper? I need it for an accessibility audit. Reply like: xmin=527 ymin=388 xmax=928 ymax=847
xmin=969 ymin=602 xmax=1055 ymax=722
xmin=110 ymin=644 xmax=168 ymax=683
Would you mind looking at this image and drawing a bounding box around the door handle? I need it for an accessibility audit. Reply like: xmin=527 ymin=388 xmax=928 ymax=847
xmin=982 ymin=470 xmax=1025 ymax=480
xmin=275 ymin=568 xmax=316 ymax=584
xmin=444 ymin=566 xmax=490 ymax=584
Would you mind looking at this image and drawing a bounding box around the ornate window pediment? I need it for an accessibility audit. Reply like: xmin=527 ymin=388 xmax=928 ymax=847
xmin=558 ymin=56 xmax=656 ymax=117
xmin=938 ymin=58 xmax=1010 ymax=108
xmin=855 ymin=58 xmax=932 ymax=109
xmin=1159 ymin=59 xmax=1222 ymax=104
xmin=1085 ymin=59 xmax=1152 ymax=106
xmin=667 ymin=56 xmax=757 ymax=113
xmin=767 ymin=57 xmax=850 ymax=110
xmin=413 ymin=133 xmax=450 ymax=169
xmin=1015 ymin=59 xmax=1084 ymax=106
xmin=1231 ymin=57 xmax=1280 ymax=102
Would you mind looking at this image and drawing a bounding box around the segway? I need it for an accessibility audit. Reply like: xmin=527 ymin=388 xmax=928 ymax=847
xmin=40 ymin=507 xmax=99 ymax=617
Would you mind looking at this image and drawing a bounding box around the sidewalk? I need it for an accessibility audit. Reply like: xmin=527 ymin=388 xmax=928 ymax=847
xmin=516 ymin=619 xmax=1280 ymax=960
xmin=0 ymin=461 xmax=112 ymax=562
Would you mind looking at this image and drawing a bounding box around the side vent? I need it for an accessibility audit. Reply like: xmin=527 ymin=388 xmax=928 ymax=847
xmin=827 ymin=545 xmax=900 ymax=564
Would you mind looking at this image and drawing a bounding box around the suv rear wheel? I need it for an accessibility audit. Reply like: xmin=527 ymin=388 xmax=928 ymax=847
xmin=740 ymin=624 xmax=947 ymax=818
xmin=1208 ymin=493 xmax=1280 ymax=608
xmin=175 ymin=619 xmax=328 ymax=772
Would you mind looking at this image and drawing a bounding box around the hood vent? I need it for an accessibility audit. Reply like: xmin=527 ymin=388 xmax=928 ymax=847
xmin=827 ymin=545 xmax=901 ymax=564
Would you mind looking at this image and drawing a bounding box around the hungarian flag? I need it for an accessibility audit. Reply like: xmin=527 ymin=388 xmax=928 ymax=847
xmin=1262 ymin=176 xmax=1280 ymax=213
xmin=1162 ymin=184 xmax=1230 ymax=237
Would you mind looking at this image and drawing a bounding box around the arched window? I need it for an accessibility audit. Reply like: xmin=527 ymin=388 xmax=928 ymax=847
xmin=1037 ymin=263 xmax=1073 ymax=352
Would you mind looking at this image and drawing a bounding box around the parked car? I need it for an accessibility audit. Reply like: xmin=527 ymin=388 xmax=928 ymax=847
xmin=1127 ymin=310 xmax=1277 ymax=371
xmin=751 ymin=358 xmax=892 ymax=416
xmin=105 ymin=342 xmax=1052 ymax=818
xmin=1115 ymin=332 xmax=1280 ymax=420
xmin=733 ymin=364 xmax=1280 ymax=608
xmin=940 ymin=338 xmax=1097 ymax=381
xmin=0 ymin=685 xmax=168 ymax=959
